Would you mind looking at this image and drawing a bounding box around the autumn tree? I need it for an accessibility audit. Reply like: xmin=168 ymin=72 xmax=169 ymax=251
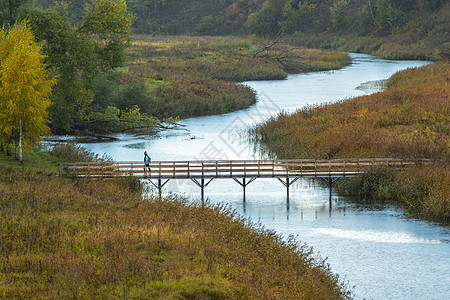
xmin=0 ymin=22 xmax=54 ymax=162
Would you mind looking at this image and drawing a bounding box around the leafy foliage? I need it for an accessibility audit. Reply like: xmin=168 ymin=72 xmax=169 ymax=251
xmin=0 ymin=0 xmax=30 ymax=26
xmin=279 ymin=0 xmax=317 ymax=34
xmin=0 ymin=22 xmax=54 ymax=160
xmin=101 ymin=0 xmax=449 ymax=40
xmin=330 ymin=0 xmax=350 ymax=31
xmin=26 ymin=0 xmax=135 ymax=134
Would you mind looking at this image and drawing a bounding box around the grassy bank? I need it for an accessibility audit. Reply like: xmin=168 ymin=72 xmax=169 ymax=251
xmin=120 ymin=35 xmax=351 ymax=119
xmin=286 ymin=33 xmax=446 ymax=61
xmin=0 ymin=150 xmax=351 ymax=299
xmin=253 ymin=62 xmax=449 ymax=222
xmin=278 ymin=0 xmax=450 ymax=60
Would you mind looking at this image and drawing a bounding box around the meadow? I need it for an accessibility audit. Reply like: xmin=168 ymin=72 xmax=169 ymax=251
xmin=121 ymin=35 xmax=351 ymax=118
xmin=253 ymin=62 xmax=449 ymax=222
xmin=0 ymin=148 xmax=351 ymax=299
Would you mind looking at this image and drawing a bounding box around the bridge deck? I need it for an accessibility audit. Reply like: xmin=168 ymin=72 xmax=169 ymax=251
xmin=61 ymin=158 xmax=427 ymax=179
xmin=60 ymin=158 xmax=433 ymax=200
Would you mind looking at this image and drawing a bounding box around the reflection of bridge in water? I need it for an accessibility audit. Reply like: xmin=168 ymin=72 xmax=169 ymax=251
xmin=61 ymin=158 xmax=432 ymax=201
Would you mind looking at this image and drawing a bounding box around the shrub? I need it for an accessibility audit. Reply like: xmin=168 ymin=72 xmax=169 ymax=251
xmin=50 ymin=143 xmax=111 ymax=163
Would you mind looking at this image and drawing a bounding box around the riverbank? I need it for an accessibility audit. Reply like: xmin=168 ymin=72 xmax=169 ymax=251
xmin=284 ymin=32 xmax=447 ymax=61
xmin=120 ymin=35 xmax=351 ymax=119
xmin=253 ymin=62 xmax=449 ymax=222
xmin=0 ymin=149 xmax=351 ymax=299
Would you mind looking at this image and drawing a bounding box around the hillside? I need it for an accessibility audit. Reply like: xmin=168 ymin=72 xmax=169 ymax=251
xmin=35 ymin=0 xmax=449 ymax=59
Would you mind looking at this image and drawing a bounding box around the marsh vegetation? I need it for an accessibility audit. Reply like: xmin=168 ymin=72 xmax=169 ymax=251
xmin=0 ymin=149 xmax=351 ymax=299
xmin=118 ymin=35 xmax=351 ymax=119
xmin=253 ymin=62 xmax=449 ymax=222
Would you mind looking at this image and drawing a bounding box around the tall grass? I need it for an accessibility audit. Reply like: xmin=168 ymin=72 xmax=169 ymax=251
xmin=49 ymin=143 xmax=112 ymax=163
xmin=335 ymin=164 xmax=449 ymax=223
xmin=286 ymin=30 xmax=444 ymax=61
xmin=123 ymin=35 xmax=350 ymax=118
xmin=253 ymin=62 xmax=449 ymax=222
xmin=0 ymin=156 xmax=351 ymax=298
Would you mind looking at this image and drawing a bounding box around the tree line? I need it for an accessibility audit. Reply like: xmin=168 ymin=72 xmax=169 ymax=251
xmin=0 ymin=0 xmax=448 ymax=161
xmin=10 ymin=0 xmax=446 ymax=37
xmin=0 ymin=0 xmax=135 ymax=161
xmin=116 ymin=0 xmax=447 ymax=36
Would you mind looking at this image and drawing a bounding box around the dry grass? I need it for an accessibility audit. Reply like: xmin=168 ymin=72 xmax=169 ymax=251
xmin=0 ymin=154 xmax=351 ymax=299
xmin=122 ymin=35 xmax=350 ymax=118
xmin=255 ymin=63 xmax=449 ymax=160
xmin=254 ymin=62 xmax=449 ymax=222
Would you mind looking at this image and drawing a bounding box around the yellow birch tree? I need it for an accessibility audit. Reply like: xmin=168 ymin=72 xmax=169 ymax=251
xmin=0 ymin=21 xmax=54 ymax=162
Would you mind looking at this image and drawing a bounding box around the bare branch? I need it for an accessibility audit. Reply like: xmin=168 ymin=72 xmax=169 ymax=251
xmin=252 ymin=31 xmax=284 ymax=58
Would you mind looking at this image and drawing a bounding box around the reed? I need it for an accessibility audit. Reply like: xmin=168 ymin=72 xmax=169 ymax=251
xmin=253 ymin=62 xmax=449 ymax=222
xmin=0 ymin=152 xmax=351 ymax=299
xmin=285 ymin=32 xmax=443 ymax=61
xmin=122 ymin=35 xmax=350 ymax=118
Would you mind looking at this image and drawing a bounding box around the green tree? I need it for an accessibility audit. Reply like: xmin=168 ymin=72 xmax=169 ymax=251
xmin=28 ymin=3 xmax=96 ymax=133
xmin=28 ymin=0 xmax=135 ymax=133
xmin=0 ymin=0 xmax=29 ymax=26
xmin=0 ymin=22 xmax=54 ymax=162
xmin=374 ymin=0 xmax=406 ymax=34
xmin=79 ymin=0 xmax=135 ymax=70
xmin=330 ymin=0 xmax=349 ymax=31
xmin=279 ymin=0 xmax=316 ymax=34
xmin=246 ymin=0 xmax=285 ymax=36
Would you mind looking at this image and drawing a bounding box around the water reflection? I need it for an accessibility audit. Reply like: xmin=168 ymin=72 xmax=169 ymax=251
xmin=314 ymin=228 xmax=444 ymax=244
xmin=156 ymin=177 xmax=352 ymax=222
xmin=76 ymin=54 xmax=449 ymax=300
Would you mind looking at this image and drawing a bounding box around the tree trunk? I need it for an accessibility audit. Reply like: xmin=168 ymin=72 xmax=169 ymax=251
xmin=14 ymin=141 xmax=18 ymax=160
xmin=0 ymin=142 xmax=3 ymax=152
xmin=368 ymin=0 xmax=375 ymax=25
xmin=19 ymin=118 xmax=23 ymax=163
xmin=6 ymin=143 xmax=11 ymax=156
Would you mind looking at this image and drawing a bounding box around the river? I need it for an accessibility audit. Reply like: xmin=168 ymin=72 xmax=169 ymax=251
xmin=79 ymin=53 xmax=449 ymax=300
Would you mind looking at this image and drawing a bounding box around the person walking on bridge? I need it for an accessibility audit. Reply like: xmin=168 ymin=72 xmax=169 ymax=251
xmin=144 ymin=151 xmax=151 ymax=177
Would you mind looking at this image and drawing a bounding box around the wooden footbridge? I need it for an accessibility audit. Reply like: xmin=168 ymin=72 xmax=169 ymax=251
xmin=60 ymin=158 xmax=431 ymax=200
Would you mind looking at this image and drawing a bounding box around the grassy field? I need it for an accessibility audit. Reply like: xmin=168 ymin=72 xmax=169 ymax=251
xmin=0 ymin=149 xmax=351 ymax=299
xmin=121 ymin=35 xmax=351 ymax=119
xmin=253 ymin=62 xmax=449 ymax=222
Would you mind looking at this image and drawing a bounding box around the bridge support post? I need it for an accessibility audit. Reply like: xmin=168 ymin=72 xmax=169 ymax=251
xmin=191 ymin=178 xmax=214 ymax=203
xmin=277 ymin=177 xmax=300 ymax=201
xmin=319 ymin=177 xmax=341 ymax=201
xmin=147 ymin=178 xmax=170 ymax=199
xmin=233 ymin=177 xmax=256 ymax=201
xmin=201 ymin=178 xmax=204 ymax=201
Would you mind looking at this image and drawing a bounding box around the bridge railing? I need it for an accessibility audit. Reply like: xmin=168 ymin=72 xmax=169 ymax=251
xmin=60 ymin=158 xmax=432 ymax=179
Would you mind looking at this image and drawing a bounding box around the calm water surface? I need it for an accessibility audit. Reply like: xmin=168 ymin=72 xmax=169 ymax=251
xmin=79 ymin=54 xmax=449 ymax=300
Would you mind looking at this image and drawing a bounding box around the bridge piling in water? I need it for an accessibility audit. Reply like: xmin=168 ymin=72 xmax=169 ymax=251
xmin=60 ymin=158 xmax=431 ymax=201
xmin=277 ymin=177 xmax=300 ymax=200
xmin=233 ymin=177 xmax=256 ymax=201
xmin=191 ymin=178 xmax=214 ymax=202
xmin=147 ymin=178 xmax=170 ymax=199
